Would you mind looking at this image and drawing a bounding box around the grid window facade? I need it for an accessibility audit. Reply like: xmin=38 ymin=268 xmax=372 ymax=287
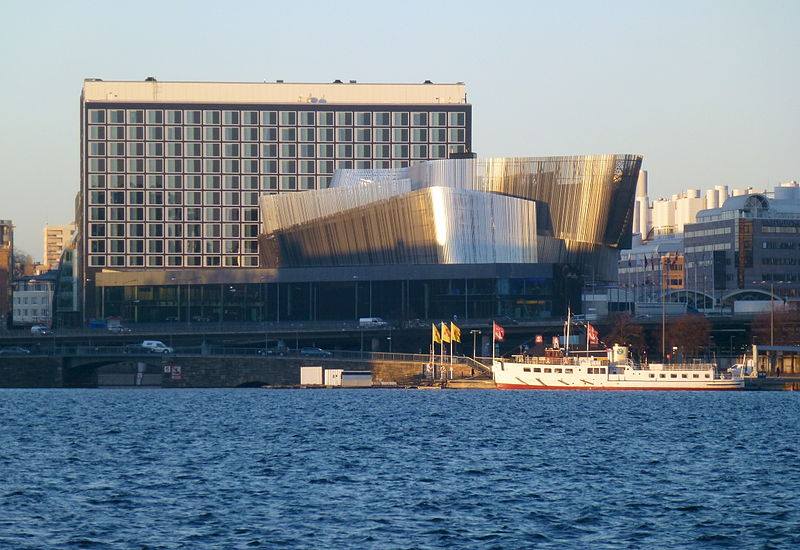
xmin=83 ymin=102 xmax=471 ymax=268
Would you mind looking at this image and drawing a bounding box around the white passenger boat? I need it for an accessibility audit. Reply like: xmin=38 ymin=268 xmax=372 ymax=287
xmin=492 ymin=344 xmax=743 ymax=391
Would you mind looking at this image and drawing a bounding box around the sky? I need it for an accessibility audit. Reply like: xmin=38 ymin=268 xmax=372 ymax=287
xmin=0 ymin=0 xmax=798 ymax=257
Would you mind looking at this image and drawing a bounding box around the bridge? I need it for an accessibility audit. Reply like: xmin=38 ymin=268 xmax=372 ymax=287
xmin=0 ymin=345 xmax=492 ymax=388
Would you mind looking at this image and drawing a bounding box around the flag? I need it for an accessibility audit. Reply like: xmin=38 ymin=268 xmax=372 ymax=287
xmin=441 ymin=323 xmax=451 ymax=343
xmin=493 ymin=321 xmax=505 ymax=342
xmin=450 ymin=322 xmax=461 ymax=343
xmin=587 ymin=323 xmax=599 ymax=345
xmin=432 ymin=324 xmax=441 ymax=344
xmin=552 ymin=336 xmax=560 ymax=348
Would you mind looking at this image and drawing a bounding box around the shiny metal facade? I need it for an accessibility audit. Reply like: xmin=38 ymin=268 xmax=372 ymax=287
xmin=259 ymin=155 xmax=642 ymax=280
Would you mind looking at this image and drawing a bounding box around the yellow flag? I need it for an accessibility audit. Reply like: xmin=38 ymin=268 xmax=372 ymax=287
xmin=450 ymin=322 xmax=461 ymax=343
xmin=432 ymin=324 xmax=441 ymax=344
xmin=441 ymin=323 xmax=451 ymax=343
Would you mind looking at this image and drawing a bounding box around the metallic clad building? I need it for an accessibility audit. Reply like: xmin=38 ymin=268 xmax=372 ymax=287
xmin=260 ymin=155 xmax=641 ymax=281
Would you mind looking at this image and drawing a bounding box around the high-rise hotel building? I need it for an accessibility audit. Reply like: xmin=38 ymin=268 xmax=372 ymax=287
xmin=80 ymin=79 xmax=471 ymax=277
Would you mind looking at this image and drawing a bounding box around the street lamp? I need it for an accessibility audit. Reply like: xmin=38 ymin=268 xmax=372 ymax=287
xmin=386 ymin=336 xmax=392 ymax=353
xmin=469 ymin=329 xmax=481 ymax=359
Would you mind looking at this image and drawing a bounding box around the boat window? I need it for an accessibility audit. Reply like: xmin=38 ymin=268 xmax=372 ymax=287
xmin=587 ymin=367 xmax=594 ymax=374
xmin=523 ymin=367 xmax=531 ymax=373
xmin=649 ymin=374 xmax=655 ymax=378
xmin=533 ymin=367 xmax=541 ymax=373
xmin=705 ymin=374 xmax=710 ymax=378
xmin=670 ymin=374 xmax=678 ymax=378
xmin=599 ymin=368 xmax=606 ymax=374
xmin=659 ymin=374 xmax=665 ymax=378
xmin=555 ymin=368 xmax=562 ymax=373
xmin=564 ymin=368 xmax=573 ymax=374
xmin=681 ymin=374 xmax=687 ymax=378
xmin=544 ymin=368 xmax=552 ymax=373
xmin=693 ymin=374 xmax=699 ymax=379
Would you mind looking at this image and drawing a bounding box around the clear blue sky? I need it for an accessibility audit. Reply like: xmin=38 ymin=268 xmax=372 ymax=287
xmin=0 ymin=0 xmax=798 ymax=257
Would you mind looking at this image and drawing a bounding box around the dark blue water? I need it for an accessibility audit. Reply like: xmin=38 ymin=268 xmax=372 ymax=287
xmin=1 ymin=389 xmax=798 ymax=549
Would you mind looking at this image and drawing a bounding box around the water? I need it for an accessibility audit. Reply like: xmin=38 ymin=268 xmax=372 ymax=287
xmin=1 ymin=389 xmax=798 ymax=549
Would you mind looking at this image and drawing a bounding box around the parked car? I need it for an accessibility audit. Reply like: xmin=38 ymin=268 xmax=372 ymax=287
xmin=107 ymin=325 xmax=132 ymax=334
xmin=124 ymin=340 xmax=173 ymax=354
xmin=359 ymin=317 xmax=388 ymax=328
xmin=300 ymin=347 xmax=333 ymax=358
xmin=0 ymin=346 xmax=31 ymax=355
xmin=30 ymin=325 xmax=52 ymax=336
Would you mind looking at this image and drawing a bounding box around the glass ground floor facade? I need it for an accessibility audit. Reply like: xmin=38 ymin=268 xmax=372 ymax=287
xmin=93 ymin=264 xmax=580 ymax=324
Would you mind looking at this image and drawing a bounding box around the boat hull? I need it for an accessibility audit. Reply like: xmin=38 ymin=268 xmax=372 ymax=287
xmin=495 ymin=382 xmax=743 ymax=391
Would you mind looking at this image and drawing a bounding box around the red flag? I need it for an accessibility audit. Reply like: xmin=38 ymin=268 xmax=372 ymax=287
xmin=587 ymin=323 xmax=599 ymax=345
xmin=493 ymin=321 xmax=505 ymax=342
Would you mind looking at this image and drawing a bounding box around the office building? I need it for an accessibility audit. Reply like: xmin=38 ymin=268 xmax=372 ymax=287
xmin=43 ymin=223 xmax=76 ymax=270
xmin=93 ymin=154 xmax=642 ymax=323
xmin=684 ymin=182 xmax=800 ymax=310
xmin=12 ymin=272 xmax=56 ymax=326
xmin=79 ymin=78 xmax=472 ymax=321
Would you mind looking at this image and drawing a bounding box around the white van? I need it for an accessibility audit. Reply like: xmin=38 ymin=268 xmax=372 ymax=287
xmin=141 ymin=340 xmax=173 ymax=354
xmin=358 ymin=317 xmax=388 ymax=328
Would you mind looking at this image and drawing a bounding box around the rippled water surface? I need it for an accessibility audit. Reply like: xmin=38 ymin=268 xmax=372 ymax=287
xmin=1 ymin=389 xmax=799 ymax=549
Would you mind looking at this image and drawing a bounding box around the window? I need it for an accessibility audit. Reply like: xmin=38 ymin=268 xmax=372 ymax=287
xmin=355 ymin=112 xmax=371 ymax=126
xmin=298 ymin=111 xmax=315 ymax=126
xmin=222 ymin=110 xmax=239 ymax=125
xmin=317 ymin=144 xmax=334 ymax=158
xmin=280 ymin=144 xmax=296 ymax=158
xmin=256 ymin=111 xmax=276 ymax=127
xmin=336 ymin=144 xmax=352 ymax=158
xmin=147 ymin=126 xmax=163 ymax=141
xmin=335 ymin=112 xmax=352 ymax=126
xmin=374 ymin=112 xmax=390 ymax=126
xmin=336 ymin=128 xmax=352 ymax=142
xmin=449 ymin=128 xmax=465 ymax=142
xmin=523 ymin=367 xmax=531 ymax=373
xmin=223 ymin=127 xmax=240 ymax=141
xmin=204 ymin=127 xmax=221 ymax=141
xmin=431 ymin=112 xmax=447 ymax=127
xmin=280 ymin=160 xmax=296 ymax=174
xmin=240 ymin=127 xmax=258 ymax=142
xmin=280 ymin=176 xmax=296 ymax=190
xmin=411 ymin=145 xmax=427 ymax=159
xmin=261 ymin=127 xmax=277 ymax=142
xmin=317 ymin=112 xmax=334 ymax=126
xmin=88 ymin=126 xmax=105 ymax=140
xmin=128 ymin=126 xmax=144 ymax=140
xmin=279 ymin=111 xmax=296 ymax=126
xmin=355 ymin=128 xmax=371 ymax=142
xmin=317 ymin=128 xmax=334 ymax=142
xmin=298 ymin=128 xmax=315 ymax=142
xmin=108 ymin=109 xmax=124 ymax=123
xmin=203 ymin=110 xmax=220 ymax=125
xmin=166 ymin=110 xmax=182 ymax=124
xmin=449 ymin=111 xmax=466 ymax=126
xmin=392 ymin=128 xmax=409 ymax=142
xmin=223 ymin=143 xmax=240 ymax=157
xmin=411 ymin=112 xmax=427 ymax=126
xmin=412 ymin=128 xmax=428 ymax=142
xmin=392 ymin=145 xmax=408 ymax=158
xmin=280 ymin=127 xmax=296 ymax=142
xmin=392 ymin=112 xmax=409 ymax=126
xmin=242 ymin=111 xmax=258 ymax=125
xmin=166 ymin=126 xmax=182 ymax=141
xmin=430 ymin=128 xmax=447 ymax=142
xmin=185 ymin=126 xmax=202 ymax=141
xmin=298 ymin=144 xmax=315 ymax=158
xmin=88 ymin=109 xmax=105 ymax=124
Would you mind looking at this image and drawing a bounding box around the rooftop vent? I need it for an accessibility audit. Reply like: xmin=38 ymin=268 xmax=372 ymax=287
xmin=333 ymin=79 xmax=343 ymax=84
xmin=349 ymin=80 xmax=357 ymax=83
xmin=276 ymin=79 xmax=284 ymax=83
xmin=145 ymin=76 xmax=157 ymax=82
xmin=423 ymin=79 xmax=433 ymax=84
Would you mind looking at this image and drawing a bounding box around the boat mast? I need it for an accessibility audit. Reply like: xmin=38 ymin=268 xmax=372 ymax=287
xmin=565 ymin=305 xmax=571 ymax=355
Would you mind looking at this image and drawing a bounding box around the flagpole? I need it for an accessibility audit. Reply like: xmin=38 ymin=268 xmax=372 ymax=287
xmin=491 ymin=321 xmax=495 ymax=366
xmin=440 ymin=322 xmax=445 ymax=374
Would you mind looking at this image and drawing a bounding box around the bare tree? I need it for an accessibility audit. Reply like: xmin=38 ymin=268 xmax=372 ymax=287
xmin=752 ymin=304 xmax=800 ymax=346
xmin=668 ymin=314 xmax=712 ymax=358
xmin=604 ymin=313 xmax=646 ymax=351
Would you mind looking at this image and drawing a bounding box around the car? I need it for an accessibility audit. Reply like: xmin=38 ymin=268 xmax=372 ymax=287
xmin=192 ymin=316 xmax=211 ymax=323
xmin=0 ymin=346 xmax=31 ymax=355
xmin=141 ymin=340 xmax=174 ymax=354
xmin=124 ymin=341 xmax=173 ymax=354
xmin=31 ymin=325 xmax=52 ymax=336
xmin=107 ymin=325 xmax=132 ymax=334
xmin=300 ymin=347 xmax=333 ymax=358
xmin=258 ymin=347 xmax=286 ymax=356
